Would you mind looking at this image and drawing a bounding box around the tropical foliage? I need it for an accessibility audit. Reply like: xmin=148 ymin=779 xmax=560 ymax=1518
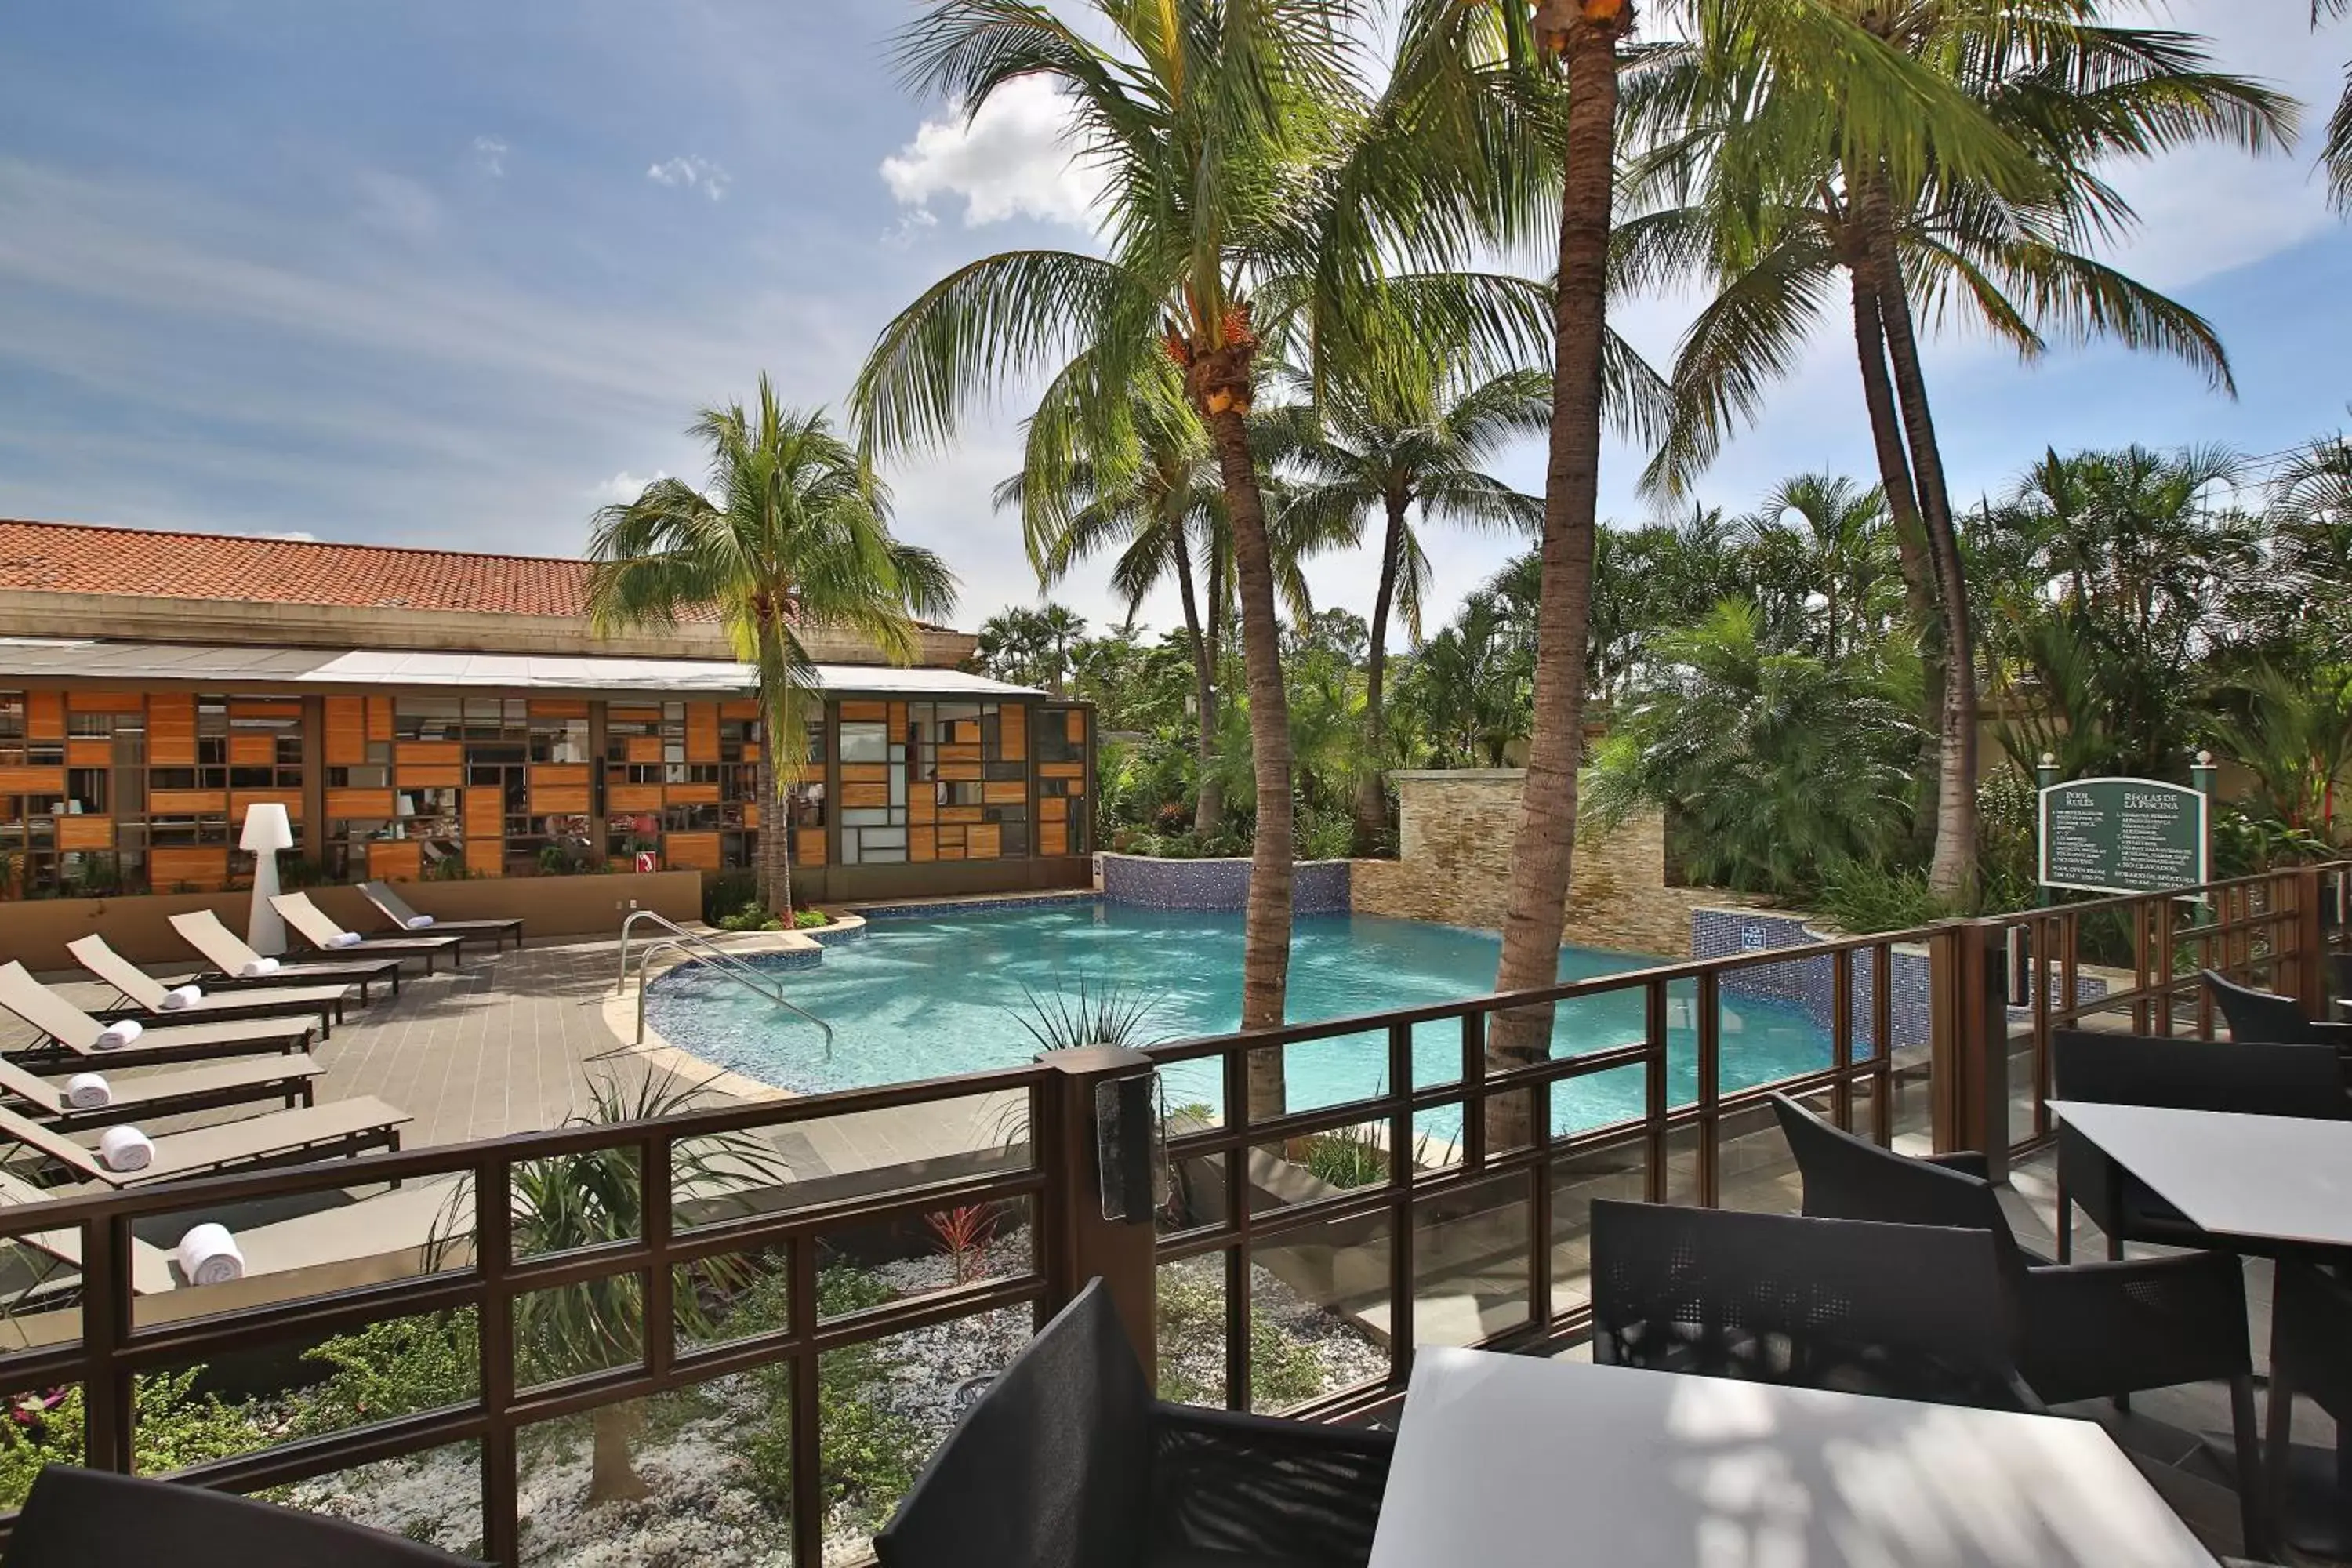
xmin=588 ymin=382 xmax=956 ymax=915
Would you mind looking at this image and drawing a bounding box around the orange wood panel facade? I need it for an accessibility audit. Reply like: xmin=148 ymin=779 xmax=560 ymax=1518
xmin=0 ymin=681 xmax=1091 ymax=895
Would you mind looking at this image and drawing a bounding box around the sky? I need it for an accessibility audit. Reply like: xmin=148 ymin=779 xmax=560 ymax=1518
xmin=0 ymin=2 xmax=2345 ymax=647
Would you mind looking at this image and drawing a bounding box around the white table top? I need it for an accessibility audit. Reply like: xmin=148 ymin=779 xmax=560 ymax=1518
xmin=1367 ymin=1348 xmax=2216 ymax=1568
xmin=2049 ymin=1099 xmax=2352 ymax=1248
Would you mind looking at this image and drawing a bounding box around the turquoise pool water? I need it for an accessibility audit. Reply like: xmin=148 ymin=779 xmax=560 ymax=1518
xmin=646 ymin=903 xmax=1836 ymax=1137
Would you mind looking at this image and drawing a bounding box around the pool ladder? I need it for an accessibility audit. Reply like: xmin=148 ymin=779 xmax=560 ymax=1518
xmin=616 ymin=909 xmax=834 ymax=1060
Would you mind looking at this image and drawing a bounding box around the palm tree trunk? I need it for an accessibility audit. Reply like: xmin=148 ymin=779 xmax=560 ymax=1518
xmin=1861 ymin=202 xmax=1979 ymax=902
xmin=589 ymin=1403 xmax=648 ymax=1502
xmin=1354 ymin=492 xmax=1407 ymax=851
xmin=756 ymin=735 xmax=795 ymax=918
xmin=1173 ymin=525 xmax=1225 ymax=837
xmin=1487 ymin=5 xmax=1626 ymax=1151
xmin=1847 ymin=260 xmax=1945 ymax=863
xmin=1203 ymin=400 xmax=1293 ymax=1121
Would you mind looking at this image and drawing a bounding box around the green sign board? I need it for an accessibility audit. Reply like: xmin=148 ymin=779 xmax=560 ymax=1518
xmin=2037 ymin=777 xmax=2209 ymax=897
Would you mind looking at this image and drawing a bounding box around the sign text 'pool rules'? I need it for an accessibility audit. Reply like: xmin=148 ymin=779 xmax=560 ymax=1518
xmin=2037 ymin=777 xmax=2209 ymax=898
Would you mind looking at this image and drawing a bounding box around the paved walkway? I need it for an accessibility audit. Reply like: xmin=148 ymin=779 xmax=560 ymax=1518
xmin=19 ymin=938 xmax=658 ymax=1147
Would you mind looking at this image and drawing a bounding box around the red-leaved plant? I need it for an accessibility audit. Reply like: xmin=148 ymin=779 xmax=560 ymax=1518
xmin=924 ymin=1204 xmax=1000 ymax=1286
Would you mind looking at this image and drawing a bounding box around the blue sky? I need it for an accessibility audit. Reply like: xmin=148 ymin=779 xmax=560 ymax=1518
xmin=0 ymin=2 xmax=2345 ymax=640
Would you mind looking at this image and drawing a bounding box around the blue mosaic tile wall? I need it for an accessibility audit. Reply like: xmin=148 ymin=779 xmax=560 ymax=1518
xmin=1691 ymin=908 xmax=2110 ymax=1054
xmin=854 ymin=892 xmax=1103 ymax=921
xmin=1099 ymin=854 xmax=1352 ymax=914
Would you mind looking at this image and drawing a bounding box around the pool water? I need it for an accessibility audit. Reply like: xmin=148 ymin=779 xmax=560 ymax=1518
xmin=647 ymin=904 xmax=1836 ymax=1138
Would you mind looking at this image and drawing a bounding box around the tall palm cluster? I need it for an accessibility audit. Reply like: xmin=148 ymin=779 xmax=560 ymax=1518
xmin=587 ymin=1 xmax=2338 ymax=1121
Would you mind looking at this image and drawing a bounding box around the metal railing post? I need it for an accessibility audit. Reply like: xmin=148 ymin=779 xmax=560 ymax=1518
xmin=1036 ymin=1045 xmax=1159 ymax=1390
xmin=2291 ymin=866 xmax=2328 ymax=1018
xmin=1929 ymin=920 xmax=2009 ymax=1181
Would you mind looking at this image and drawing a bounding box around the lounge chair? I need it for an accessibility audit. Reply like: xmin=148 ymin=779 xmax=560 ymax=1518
xmin=269 ymin=893 xmax=462 ymax=971
xmin=0 ymin=1097 xmax=408 ymax=1190
xmin=0 ymin=1050 xmax=321 ymax=1132
xmin=0 ymin=1167 xmax=463 ymax=1299
xmin=169 ymin=909 xmax=406 ymax=1002
xmin=67 ymin=935 xmax=352 ymax=1037
xmin=358 ymin=881 xmax=524 ymax=953
xmin=0 ymin=963 xmax=316 ymax=1069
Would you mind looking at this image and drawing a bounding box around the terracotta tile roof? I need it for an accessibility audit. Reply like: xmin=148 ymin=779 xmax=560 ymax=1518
xmin=0 ymin=520 xmax=966 ymax=637
xmin=0 ymin=519 xmax=630 ymax=618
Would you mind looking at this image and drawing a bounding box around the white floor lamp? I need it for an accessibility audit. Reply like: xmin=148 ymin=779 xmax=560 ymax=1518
xmin=241 ymin=803 xmax=294 ymax=956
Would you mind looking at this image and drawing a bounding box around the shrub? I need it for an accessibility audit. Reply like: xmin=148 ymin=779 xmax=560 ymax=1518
xmin=289 ymin=1310 xmax=481 ymax=1439
xmin=717 ymin=902 xmax=786 ymax=933
xmin=738 ymin=1265 xmax=922 ymax=1527
xmin=1293 ymin=809 xmax=1355 ymax=862
xmin=1814 ymin=862 xmax=1955 ymax=935
xmin=1154 ymin=1268 xmax=1327 ymax=1411
xmin=0 ymin=1370 xmax=262 ymax=1510
xmin=793 ymin=908 xmax=830 ymax=930
xmin=701 ymin=869 xmax=760 ymax=924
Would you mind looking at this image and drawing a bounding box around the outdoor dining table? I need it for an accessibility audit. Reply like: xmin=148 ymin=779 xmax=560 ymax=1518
xmin=1366 ymin=1347 xmax=2216 ymax=1568
xmin=2049 ymin=1099 xmax=2352 ymax=1556
xmin=2046 ymin=1099 xmax=2352 ymax=1250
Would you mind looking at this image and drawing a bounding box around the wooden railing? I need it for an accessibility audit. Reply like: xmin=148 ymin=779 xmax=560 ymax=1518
xmin=0 ymin=862 xmax=2336 ymax=1563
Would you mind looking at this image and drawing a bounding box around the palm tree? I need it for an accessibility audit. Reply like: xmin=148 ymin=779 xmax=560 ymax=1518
xmin=857 ymin=0 xmax=1444 ymax=1119
xmin=1034 ymin=604 xmax=1088 ymax=694
xmin=1265 ymin=360 xmax=1547 ymax=847
xmin=1391 ymin=0 xmax=2020 ymax=1139
xmin=1626 ymin=4 xmax=2293 ymax=899
xmin=2319 ymin=2 xmax=2351 ymax=209
xmin=587 ymin=382 xmax=955 ymax=916
xmin=1748 ymin=474 xmax=1889 ymax=662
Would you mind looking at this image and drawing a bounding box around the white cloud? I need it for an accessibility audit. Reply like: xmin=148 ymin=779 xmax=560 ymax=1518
xmin=880 ymin=76 xmax=1104 ymax=230
xmin=646 ymin=155 xmax=730 ymax=201
xmin=590 ymin=470 xmax=669 ymax=503
xmin=472 ymin=136 xmax=508 ymax=177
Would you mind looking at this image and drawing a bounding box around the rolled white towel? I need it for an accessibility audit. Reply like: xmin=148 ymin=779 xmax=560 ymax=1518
xmin=175 ymin=1223 xmax=245 ymax=1286
xmin=93 ymin=1018 xmax=143 ymax=1051
xmin=64 ymin=1073 xmax=111 ymax=1110
xmin=96 ymin=1125 xmax=154 ymax=1173
xmin=159 ymin=983 xmax=203 ymax=1010
xmin=325 ymin=931 xmax=363 ymax=949
xmin=404 ymin=914 xmax=435 ymax=930
xmin=239 ymin=956 xmax=281 ymax=978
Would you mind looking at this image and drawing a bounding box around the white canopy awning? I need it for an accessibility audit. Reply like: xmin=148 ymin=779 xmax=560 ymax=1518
xmin=0 ymin=638 xmax=1046 ymax=700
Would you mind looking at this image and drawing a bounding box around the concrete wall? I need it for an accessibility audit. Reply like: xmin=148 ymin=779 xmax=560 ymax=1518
xmin=1349 ymin=770 xmax=1733 ymax=955
xmin=1101 ymin=854 xmax=1352 ymax=914
xmin=0 ymin=869 xmax=703 ymax=974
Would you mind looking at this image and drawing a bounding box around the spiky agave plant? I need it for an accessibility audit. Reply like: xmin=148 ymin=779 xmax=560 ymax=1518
xmin=429 ymin=1069 xmax=792 ymax=1503
xmin=1010 ymin=978 xmax=1169 ymax=1054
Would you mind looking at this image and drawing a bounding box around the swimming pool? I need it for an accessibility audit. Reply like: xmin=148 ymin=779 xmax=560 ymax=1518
xmin=645 ymin=903 xmax=1837 ymax=1137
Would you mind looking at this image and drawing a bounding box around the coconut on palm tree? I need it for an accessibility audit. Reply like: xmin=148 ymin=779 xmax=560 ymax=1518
xmin=587 ymin=380 xmax=956 ymax=917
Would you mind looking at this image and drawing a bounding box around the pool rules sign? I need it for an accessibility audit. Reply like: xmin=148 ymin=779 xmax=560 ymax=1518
xmin=2037 ymin=776 xmax=2209 ymax=897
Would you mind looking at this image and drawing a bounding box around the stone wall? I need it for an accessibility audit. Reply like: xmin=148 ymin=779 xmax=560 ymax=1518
xmin=1348 ymin=770 xmax=1730 ymax=956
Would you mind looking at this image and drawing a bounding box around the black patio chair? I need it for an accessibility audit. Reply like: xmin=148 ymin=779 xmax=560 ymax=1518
xmin=2052 ymin=1029 xmax=2347 ymax=1264
xmin=1589 ymin=1200 xmax=2039 ymax=1412
xmin=874 ymin=1278 xmax=1396 ymax=1568
xmin=1 ymin=1465 xmax=486 ymax=1566
xmin=2202 ymin=969 xmax=2352 ymax=1051
xmin=1770 ymin=1092 xmax=2265 ymax=1553
xmin=2265 ymin=1260 xmax=2352 ymax=1559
